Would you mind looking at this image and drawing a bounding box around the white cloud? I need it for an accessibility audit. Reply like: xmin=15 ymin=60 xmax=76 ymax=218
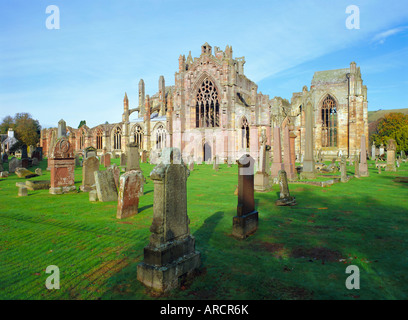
xmin=371 ymin=26 xmax=408 ymax=44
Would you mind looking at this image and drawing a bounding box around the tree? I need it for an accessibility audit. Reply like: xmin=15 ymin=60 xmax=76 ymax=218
xmin=0 ymin=115 xmax=15 ymax=134
xmin=371 ymin=112 xmax=408 ymax=153
xmin=0 ymin=113 xmax=41 ymax=147
xmin=78 ymin=120 xmax=86 ymax=128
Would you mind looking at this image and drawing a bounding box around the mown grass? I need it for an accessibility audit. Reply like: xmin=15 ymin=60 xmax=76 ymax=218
xmin=0 ymin=157 xmax=407 ymax=300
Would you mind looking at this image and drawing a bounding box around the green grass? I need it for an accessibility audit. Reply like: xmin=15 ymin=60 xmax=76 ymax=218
xmin=1 ymin=157 xmax=407 ymax=300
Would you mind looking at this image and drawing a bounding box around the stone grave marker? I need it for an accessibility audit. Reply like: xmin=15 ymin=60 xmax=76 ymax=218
xmin=117 ymin=170 xmax=144 ymax=219
xmin=94 ymin=170 xmax=118 ymax=202
xmin=275 ymin=170 xmax=296 ymax=206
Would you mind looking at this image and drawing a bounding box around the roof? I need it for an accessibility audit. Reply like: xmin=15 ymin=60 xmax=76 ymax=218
xmin=311 ymin=68 xmax=349 ymax=85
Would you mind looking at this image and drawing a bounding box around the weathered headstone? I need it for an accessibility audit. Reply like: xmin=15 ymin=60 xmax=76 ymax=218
xmin=107 ymin=163 xmax=120 ymax=189
xmin=283 ymin=125 xmax=296 ymax=180
xmin=32 ymin=158 xmax=39 ymax=166
xmin=15 ymin=167 xmax=37 ymax=178
xmin=80 ymin=156 xmax=99 ymax=192
xmin=89 ymin=190 xmax=98 ymax=202
xmin=2 ymin=153 xmax=8 ymax=163
xmin=354 ymin=154 xmax=360 ymax=178
xmin=120 ymin=153 xmax=127 ymax=167
xmin=385 ymin=139 xmax=397 ymax=172
xmin=255 ymin=129 xmax=271 ymax=192
xmin=371 ymin=141 xmax=376 ymax=160
xmin=49 ymin=137 xmax=76 ymax=194
xmin=75 ymin=154 xmax=81 ymax=167
xmin=275 ymin=170 xmax=296 ymax=206
xmin=102 ymin=153 xmax=111 ymax=168
xmin=18 ymin=186 xmax=28 ymax=197
xmin=137 ymin=147 xmax=200 ymax=292
xmin=359 ymin=135 xmax=369 ymax=177
xmin=117 ymin=170 xmax=144 ymax=219
xmin=126 ymin=142 xmax=141 ymax=171
xmin=141 ymin=150 xmax=148 ymax=163
xmin=213 ymin=155 xmax=219 ymax=171
xmin=340 ymin=157 xmax=348 ymax=183
xmin=94 ymin=170 xmax=118 ymax=202
xmin=84 ymin=146 xmax=97 ymax=159
xmin=232 ymin=154 xmax=258 ymax=239
xmin=21 ymin=145 xmax=29 ymax=168
xmin=379 ymin=143 xmax=385 ymax=157
xmin=9 ymin=157 xmax=21 ymax=173
xmin=271 ymin=127 xmax=284 ymax=178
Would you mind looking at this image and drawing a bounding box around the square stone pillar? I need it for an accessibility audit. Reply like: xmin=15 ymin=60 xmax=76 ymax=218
xmin=233 ymin=154 xmax=258 ymax=239
xmin=271 ymin=127 xmax=284 ymax=178
xmin=386 ymin=139 xmax=397 ymax=172
xmin=359 ymin=135 xmax=369 ymax=177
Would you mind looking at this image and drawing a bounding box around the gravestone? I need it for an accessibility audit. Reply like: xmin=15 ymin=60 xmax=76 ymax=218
xmin=9 ymin=157 xmax=21 ymax=173
xmin=189 ymin=160 xmax=194 ymax=172
xmin=21 ymin=145 xmax=29 ymax=168
xmin=359 ymin=135 xmax=369 ymax=177
xmin=15 ymin=167 xmax=37 ymax=178
xmin=232 ymin=154 xmax=258 ymax=239
xmin=80 ymin=156 xmax=99 ymax=192
xmin=385 ymin=139 xmax=397 ymax=172
xmin=371 ymin=142 xmax=376 ymax=160
xmin=354 ymin=154 xmax=360 ymax=178
xmin=120 ymin=153 xmax=127 ymax=167
xmin=117 ymin=170 xmax=144 ymax=219
xmin=379 ymin=143 xmax=385 ymax=157
xmin=2 ymin=153 xmax=8 ymax=163
xmin=137 ymin=147 xmax=201 ymax=292
xmin=89 ymin=190 xmax=98 ymax=202
xmin=102 ymin=153 xmax=111 ymax=168
xmin=49 ymin=137 xmax=76 ymax=194
xmin=126 ymin=142 xmax=141 ymax=171
xmin=340 ymin=157 xmax=348 ymax=183
xmin=254 ymin=130 xmax=271 ymax=192
xmin=283 ymin=125 xmax=296 ymax=180
xmin=271 ymin=127 xmax=284 ymax=178
xmin=275 ymin=170 xmax=296 ymax=206
xmin=213 ymin=155 xmax=219 ymax=171
xmin=0 ymin=171 xmax=9 ymax=178
xmin=75 ymin=154 xmax=81 ymax=167
xmin=141 ymin=150 xmax=148 ymax=163
xmin=94 ymin=170 xmax=118 ymax=202
xmin=107 ymin=163 xmax=120 ymax=189
xmin=32 ymin=158 xmax=39 ymax=166
xmin=18 ymin=186 xmax=28 ymax=197
xmin=84 ymin=146 xmax=97 ymax=159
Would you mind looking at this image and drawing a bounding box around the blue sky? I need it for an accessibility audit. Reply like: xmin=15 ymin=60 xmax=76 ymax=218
xmin=0 ymin=0 xmax=407 ymax=128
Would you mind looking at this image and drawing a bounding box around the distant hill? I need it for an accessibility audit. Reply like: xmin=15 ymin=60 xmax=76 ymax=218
xmin=368 ymin=108 xmax=408 ymax=123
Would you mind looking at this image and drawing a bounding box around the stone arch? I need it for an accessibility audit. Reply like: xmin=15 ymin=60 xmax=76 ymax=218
xmin=241 ymin=116 xmax=250 ymax=149
xmin=152 ymin=122 xmax=167 ymax=150
xmin=192 ymin=74 xmax=220 ymax=128
xmin=131 ymin=124 xmax=144 ymax=149
xmin=112 ymin=125 xmax=122 ymax=150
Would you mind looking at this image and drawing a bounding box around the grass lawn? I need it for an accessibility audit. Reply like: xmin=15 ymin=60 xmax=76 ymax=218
xmin=0 ymin=157 xmax=407 ymax=300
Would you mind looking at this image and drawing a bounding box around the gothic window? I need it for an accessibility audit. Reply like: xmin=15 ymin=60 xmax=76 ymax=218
xmin=79 ymin=131 xmax=85 ymax=149
xmin=321 ymin=95 xmax=337 ymax=147
xmin=195 ymin=78 xmax=220 ymax=128
xmin=114 ymin=126 xmax=122 ymax=150
xmin=241 ymin=117 xmax=250 ymax=149
xmin=133 ymin=125 xmax=143 ymax=149
xmin=96 ymin=129 xmax=103 ymax=150
xmin=156 ymin=125 xmax=166 ymax=150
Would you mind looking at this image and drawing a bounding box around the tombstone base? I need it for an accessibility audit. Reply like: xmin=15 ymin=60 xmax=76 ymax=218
xmin=275 ymin=196 xmax=296 ymax=206
xmin=137 ymin=236 xmax=201 ymax=292
xmin=49 ymin=185 xmax=76 ymax=195
xmin=299 ymin=171 xmax=316 ymax=180
xmin=80 ymin=185 xmax=94 ymax=192
xmin=232 ymin=211 xmax=258 ymax=239
xmin=385 ymin=164 xmax=396 ymax=172
xmin=254 ymin=172 xmax=271 ymax=192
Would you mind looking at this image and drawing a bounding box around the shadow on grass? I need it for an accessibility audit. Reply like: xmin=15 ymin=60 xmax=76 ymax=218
xmin=138 ymin=204 xmax=153 ymax=213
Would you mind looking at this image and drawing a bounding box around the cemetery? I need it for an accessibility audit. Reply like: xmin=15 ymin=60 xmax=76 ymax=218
xmin=0 ymin=141 xmax=407 ymax=300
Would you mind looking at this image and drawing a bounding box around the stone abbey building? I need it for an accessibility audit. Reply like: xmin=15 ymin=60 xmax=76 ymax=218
xmin=40 ymin=43 xmax=368 ymax=164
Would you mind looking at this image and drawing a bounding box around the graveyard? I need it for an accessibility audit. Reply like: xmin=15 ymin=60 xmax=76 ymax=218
xmin=0 ymin=152 xmax=407 ymax=300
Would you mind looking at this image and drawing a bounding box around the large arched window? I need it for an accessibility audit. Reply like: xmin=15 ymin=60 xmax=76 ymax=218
xmin=155 ymin=125 xmax=166 ymax=150
xmin=96 ymin=129 xmax=103 ymax=150
xmin=195 ymin=78 xmax=220 ymax=128
xmin=241 ymin=117 xmax=250 ymax=149
xmin=133 ymin=125 xmax=143 ymax=149
xmin=321 ymin=95 xmax=337 ymax=147
xmin=113 ymin=127 xmax=122 ymax=150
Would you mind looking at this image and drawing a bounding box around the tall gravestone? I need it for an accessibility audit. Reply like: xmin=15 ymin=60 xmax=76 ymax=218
xmin=9 ymin=157 xmax=19 ymax=173
xmin=80 ymin=156 xmax=99 ymax=192
xmin=21 ymin=145 xmax=29 ymax=168
xmin=283 ymin=125 xmax=296 ymax=180
xmin=340 ymin=156 xmax=348 ymax=183
xmin=371 ymin=142 xmax=376 ymax=160
xmin=354 ymin=154 xmax=360 ymax=178
xmin=58 ymin=119 xmax=66 ymax=138
xmin=301 ymin=103 xmax=316 ymax=179
xmin=137 ymin=148 xmax=201 ymax=292
xmin=254 ymin=129 xmax=271 ymax=192
xmin=271 ymin=127 xmax=284 ymax=178
xmin=379 ymin=143 xmax=385 ymax=157
xmin=275 ymin=170 xmax=296 ymax=206
xmin=126 ymin=142 xmax=141 ymax=172
xmin=120 ymin=153 xmax=127 ymax=167
xmin=232 ymin=154 xmax=259 ymax=239
xmin=49 ymin=137 xmax=76 ymax=194
xmin=386 ymin=139 xmax=397 ymax=172
xmin=359 ymin=135 xmax=369 ymax=177
xmin=117 ymin=170 xmax=144 ymax=219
